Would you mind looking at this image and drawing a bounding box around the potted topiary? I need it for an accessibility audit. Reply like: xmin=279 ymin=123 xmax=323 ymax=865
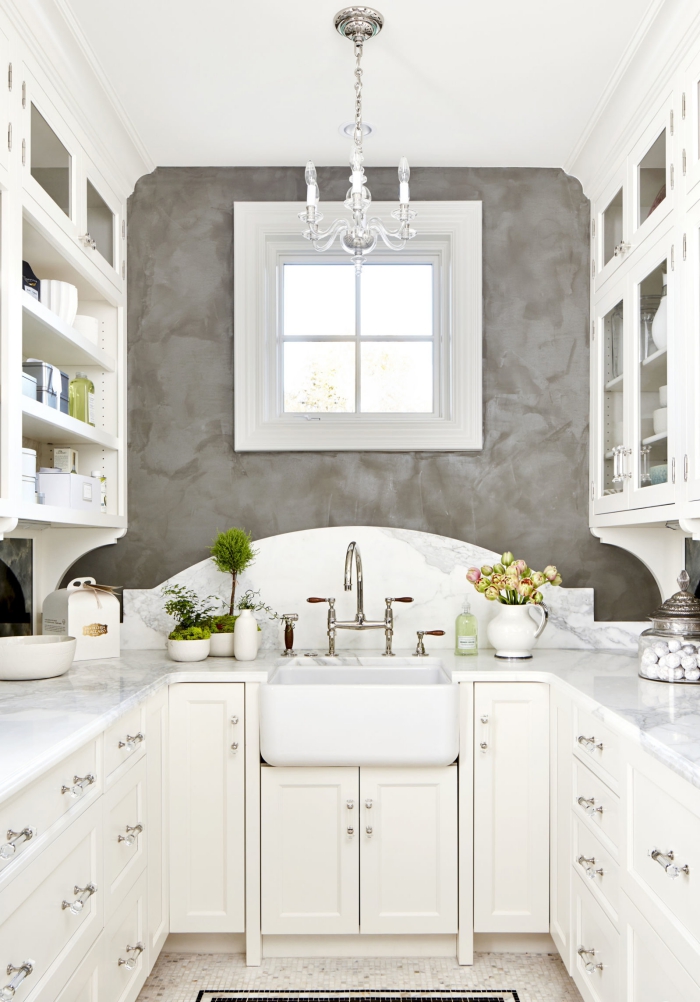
xmin=162 ymin=585 xmax=217 ymax=662
xmin=209 ymin=528 xmax=258 ymax=656
xmin=209 ymin=589 xmax=278 ymax=659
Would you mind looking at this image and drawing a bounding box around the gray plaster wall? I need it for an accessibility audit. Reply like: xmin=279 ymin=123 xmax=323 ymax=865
xmin=67 ymin=166 xmax=660 ymax=620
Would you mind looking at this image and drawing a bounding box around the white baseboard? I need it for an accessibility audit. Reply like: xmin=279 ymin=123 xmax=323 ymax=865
xmin=473 ymin=933 xmax=556 ymax=954
xmin=163 ymin=933 xmax=246 ymax=954
xmin=262 ymin=935 xmax=457 ymax=958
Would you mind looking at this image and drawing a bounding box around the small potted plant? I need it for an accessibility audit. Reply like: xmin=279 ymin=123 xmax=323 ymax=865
xmin=466 ymin=552 xmax=562 ymax=660
xmin=210 ymin=528 xmax=257 ymax=616
xmin=163 ymin=585 xmax=217 ymax=662
xmin=209 ymin=590 xmax=279 ymax=658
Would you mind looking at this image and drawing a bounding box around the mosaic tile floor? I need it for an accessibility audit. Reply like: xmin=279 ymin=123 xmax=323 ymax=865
xmin=136 ymin=953 xmax=583 ymax=1002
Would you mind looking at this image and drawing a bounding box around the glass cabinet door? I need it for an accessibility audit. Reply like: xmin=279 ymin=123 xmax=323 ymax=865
xmin=603 ymin=300 xmax=625 ymax=497
xmin=602 ymin=189 xmax=624 ymax=266
xmin=637 ymin=129 xmax=667 ymax=229
xmin=86 ymin=179 xmax=115 ymax=267
xmin=30 ymin=103 xmax=71 ymax=219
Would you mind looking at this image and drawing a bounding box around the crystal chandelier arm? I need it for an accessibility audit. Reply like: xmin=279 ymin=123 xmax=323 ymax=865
xmin=304 ymin=218 xmax=350 ymax=252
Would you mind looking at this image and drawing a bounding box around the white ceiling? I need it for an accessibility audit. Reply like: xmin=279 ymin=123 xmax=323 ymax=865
xmin=62 ymin=0 xmax=658 ymax=169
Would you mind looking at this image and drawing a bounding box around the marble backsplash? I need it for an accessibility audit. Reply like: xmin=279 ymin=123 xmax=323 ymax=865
xmin=122 ymin=526 xmax=644 ymax=653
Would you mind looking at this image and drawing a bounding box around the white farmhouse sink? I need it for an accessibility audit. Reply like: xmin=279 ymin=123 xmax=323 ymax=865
xmin=259 ymin=657 xmax=459 ymax=767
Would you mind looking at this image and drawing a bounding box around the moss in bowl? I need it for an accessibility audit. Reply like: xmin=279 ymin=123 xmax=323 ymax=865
xmin=166 ymin=625 xmax=211 ymax=661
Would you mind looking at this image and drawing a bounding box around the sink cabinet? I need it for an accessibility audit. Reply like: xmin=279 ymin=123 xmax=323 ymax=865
xmin=168 ymin=683 xmax=245 ymax=933
xmin=260 ymin=764 xmax=458 ymax=936
xmin=473 ymin=682 xmax=550 ymax=933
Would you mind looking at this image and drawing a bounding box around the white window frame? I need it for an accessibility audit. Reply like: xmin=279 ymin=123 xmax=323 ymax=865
xmin=233 ymin=201 xmax=482 ymax=451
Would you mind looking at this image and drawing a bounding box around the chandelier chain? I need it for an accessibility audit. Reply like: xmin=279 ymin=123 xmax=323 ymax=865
xmin=354 ymin=41 xmax=363 ymax=150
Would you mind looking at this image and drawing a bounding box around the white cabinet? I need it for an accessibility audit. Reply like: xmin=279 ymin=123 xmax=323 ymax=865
xmin=260 ymin=764 xmax=458 ymax=936
xmin=261 ymin=766 xmax=359 ymax=935
xmin=360 ymin=766 xmax=457 ymax=934
xmin=145 ymin=688 xmax=168 ymax=965
xmin=473 ymin=681 xmax=549 ymax=933
xmin=168 ymin=683 xmax=245 ymax=933
xmin=550 ymin=683 xmax=572 ymax=969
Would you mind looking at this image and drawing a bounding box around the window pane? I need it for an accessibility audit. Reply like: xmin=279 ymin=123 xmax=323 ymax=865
xmin=361 ymin=342 xmax=433 ymax=412
xmin=31 ymin=104 xmax=71 ymax=217
xmin=284 ymin=265 xmax=355 ymax=336
xmin=361 ymin=265 xmax=433 ymax=336
xmin=284 ymin=342 xmax=355 ymax=412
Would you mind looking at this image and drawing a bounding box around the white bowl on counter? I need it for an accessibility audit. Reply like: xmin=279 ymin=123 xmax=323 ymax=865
xmin=0 ymin=635 xmax=76 ymax=680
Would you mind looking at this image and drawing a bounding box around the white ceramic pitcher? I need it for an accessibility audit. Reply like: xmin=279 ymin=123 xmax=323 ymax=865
xmin=486 ymin=603 xmax=548 ymax=660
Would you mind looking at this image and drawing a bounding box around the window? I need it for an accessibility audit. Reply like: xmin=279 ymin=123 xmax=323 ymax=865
xmin=234 ymin=201 xmax=482 ymax=451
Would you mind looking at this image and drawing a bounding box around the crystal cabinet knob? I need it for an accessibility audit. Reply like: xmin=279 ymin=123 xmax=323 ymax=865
xmin=118 ymin=732 xmax=144 ymax=751
xmin=0 ymin=962 xmax=34 ymax=1001
xmin=61 ymin=774 xmax=95 ymax=798
xmin=117 ymin=942 xmax=144 ymax=971
xmin=0 ymin=828 xmax=35 ymax=859
xmin=62 ymin=883 xmax=97 ymax=915
xmin=118 ymin=824 xmax=143 ymax=847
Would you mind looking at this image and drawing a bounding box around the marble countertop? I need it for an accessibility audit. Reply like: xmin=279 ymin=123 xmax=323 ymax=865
xmin=2 ymin=647 xmax=700 ymax=805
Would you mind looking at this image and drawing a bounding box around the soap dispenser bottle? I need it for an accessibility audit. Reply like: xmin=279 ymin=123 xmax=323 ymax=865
xmin=455 ymin=599 xmax=478 ymax=656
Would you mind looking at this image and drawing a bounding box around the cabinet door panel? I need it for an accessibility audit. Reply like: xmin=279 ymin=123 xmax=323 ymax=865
xmin=474 ymin=682 xmax=549 ymax=932
xmin=146 ymin=688 xmax=168 ymax=964
xmin=261 ymin=766 xmax=359 ymax=935
xmin=359 ymin=766 xmax=457 ymax=935
xmin=169 ymin=683 xmax=245 ymax=933
xmin=550 ymin=684 xmax=572 ymax=970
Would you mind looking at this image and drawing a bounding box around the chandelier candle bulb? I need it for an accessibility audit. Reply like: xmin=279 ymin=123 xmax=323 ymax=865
xmin=399 ymin=156 xmax=410 ymax=203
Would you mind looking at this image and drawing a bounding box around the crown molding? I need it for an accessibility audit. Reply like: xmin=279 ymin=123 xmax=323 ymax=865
xmin=1 ymin=0 xmax=154 ymax=195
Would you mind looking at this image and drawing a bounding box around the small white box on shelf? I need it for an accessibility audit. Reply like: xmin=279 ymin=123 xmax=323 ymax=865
xmin=53 ymin=447 xmax=79 ymax=473
xmin=43 ymin=576 xmax=120 ymax=660
xmin=35 ymin=470 xmax=101 ymax=510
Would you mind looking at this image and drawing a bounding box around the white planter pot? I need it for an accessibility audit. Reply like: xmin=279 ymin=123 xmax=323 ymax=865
xmin=486 ymin=603 xmax=548 ymax=660
xmin=167 ymin=637 xmax=210 ymax=662
xmin=233 ymin=609 xmax=259 ymax=662
xmin=209 ymin=631 xmax=236 ymax=657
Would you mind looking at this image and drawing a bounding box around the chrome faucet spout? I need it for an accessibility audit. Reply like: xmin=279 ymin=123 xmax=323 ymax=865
xmin=344 ymin=541 xmax=364 ymax=622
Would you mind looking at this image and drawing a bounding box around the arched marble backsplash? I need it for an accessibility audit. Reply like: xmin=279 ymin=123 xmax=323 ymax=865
xmin=122 ymin=526 xmax=643 ymax=652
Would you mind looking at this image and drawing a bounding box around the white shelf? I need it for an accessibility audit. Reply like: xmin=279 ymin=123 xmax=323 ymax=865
xmin=641 ymin=430 xmax=668 ymax=446
xmin=9 ymin=502 xmax=126 ymax=530
xmin=640 ymin=347 xmax=667 ymax=390
xmin=22 ymin=292 xmax=116 ymax=371
xmin=21 ymin=396 xmax=119 ymax=449
xmin=604 ymin=373 xmax=624 ymax=391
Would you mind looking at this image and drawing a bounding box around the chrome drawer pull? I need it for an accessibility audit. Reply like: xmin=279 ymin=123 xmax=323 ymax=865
xmin=0 ymin=827 xmax=35 ymax=859
xmin=578 ymin=947 xmax=604 ymax=974
xmin=117 ymin=942 xmax=144 ymax=971
xmin=61 ymin=773 xmax=95 ymax=798
xmin=577 ymin=796 xmax=603 ymax=816
xmin=62 ymin=883 xmax=96 ymax=915
xmin=346 ymin=799 xmax=355 ymax=837
xmin=578 ymin=734 xmax=603 ymax=751
xmin=0 ymin=961 xmax=34 ymax=1001
xmin=118 ymin=732 xmax=144 ymax=750
xmin=577 ymin=854 xmax=604 ymax=878
xmin=118 ymin=823 xmax=143 ymax=846
xmin=649 ymin=847 xmax=690 ymax=878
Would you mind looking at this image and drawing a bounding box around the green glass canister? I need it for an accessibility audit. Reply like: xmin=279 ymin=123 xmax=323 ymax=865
xmin=638 ymin=570 xmax=700 ymax=683
xmin=69 ymin=372 xmax=95 ymax=426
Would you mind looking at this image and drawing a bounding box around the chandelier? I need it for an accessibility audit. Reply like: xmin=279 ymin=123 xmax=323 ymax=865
xmin=300 ymin=6 xmax=417 ymax=272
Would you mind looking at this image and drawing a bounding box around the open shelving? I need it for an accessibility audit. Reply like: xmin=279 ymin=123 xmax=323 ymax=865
xmin=22 ymin=292 xmax=116 ymax=371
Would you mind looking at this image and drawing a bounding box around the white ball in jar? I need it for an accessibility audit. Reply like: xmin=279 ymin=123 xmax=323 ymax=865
xmin=641 ymin=650 xmax=659 ymax=665
xmin=662 ymin=653 xmax=682 ymax=669
xmin=668 ymin=639 xmax=682 ymax=653
xmin=642 ymin=664 xmax=659 ymax=679
xmin=672 ymin=667 xmax=685 ymax=680
xmin=682 ymin=644 xmax=697 ymax=655
xmin=654 ymin=642 xmax=670 ymax=657
xmin=685 ymin=668 xmax=700 ymax=681
xmin=681 ymin=655 xmax=698 ymax=671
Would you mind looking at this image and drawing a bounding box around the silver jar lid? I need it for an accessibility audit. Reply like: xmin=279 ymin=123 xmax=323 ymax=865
xmin=647 ymin=570 xmax=700 ymax=634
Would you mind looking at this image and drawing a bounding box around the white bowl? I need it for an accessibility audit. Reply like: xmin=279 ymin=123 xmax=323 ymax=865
xmin=209 ymin=632 xmax=236 ymax=657
xmin=652 ymin=407 xmax=668 ymax=435
xmin=659 ymin=384 xmax=668 ymax=407
xmin=0 ymin=635 xmax=76 ymax=680
xmin=166 ymin=638 xmax=210 ymax=662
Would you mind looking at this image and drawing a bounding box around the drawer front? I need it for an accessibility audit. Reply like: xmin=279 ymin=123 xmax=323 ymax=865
xmin=573 ymin=874 xmax=620 ymax=1002
xmin=0 ymin=799 xmax=103 ymax=1002
xmin=620 ymin=892 xmax=700 ymax=1002
xmin=573 ymin=706 xmax=619 ymax=790
xmin=573 ymin=759 xmax=619 ymax=853
xmin=629 ymin=765 xmax=700 ymax=948
xmin=104 ymin=706 xmax=146 ymax=778
xmin=573 ymin=816 xmax=619 ymax=921
xmin=103 ymin=757 xmax=147 ymax=919
xmin=0 ymin=739 xmax=100 ymax=880
xmin=103 ymin=870 xmax=148 ymax=1002
xmin=54 ymin=935 xmax=102 ymax=1002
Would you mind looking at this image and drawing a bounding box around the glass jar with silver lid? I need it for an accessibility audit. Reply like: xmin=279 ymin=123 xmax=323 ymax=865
xmin=639 ymin=570 xmax=700 ymax=682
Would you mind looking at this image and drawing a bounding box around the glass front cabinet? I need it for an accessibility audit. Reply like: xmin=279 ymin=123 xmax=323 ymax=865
xmin=592 ymin=227 xmax=677 ymax=516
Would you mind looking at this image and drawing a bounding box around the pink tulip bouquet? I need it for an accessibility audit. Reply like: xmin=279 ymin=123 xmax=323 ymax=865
xmin=466 ymin=551 xmax=562 ymax=605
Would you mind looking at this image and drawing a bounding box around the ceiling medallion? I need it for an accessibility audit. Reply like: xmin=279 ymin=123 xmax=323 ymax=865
xmin=300 ymin=7 xmax=416 ymax=272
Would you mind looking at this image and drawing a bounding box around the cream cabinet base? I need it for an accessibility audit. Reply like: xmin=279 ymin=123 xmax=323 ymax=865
xmin=262 ymin=934 xmax=458 ymax=958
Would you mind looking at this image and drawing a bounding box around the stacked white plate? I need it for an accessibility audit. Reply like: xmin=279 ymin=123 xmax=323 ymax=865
xmin=39 ymin=280 xmax=78 ymax=326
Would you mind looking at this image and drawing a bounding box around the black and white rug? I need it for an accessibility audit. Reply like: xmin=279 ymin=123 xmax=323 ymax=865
xmin=196 ymin=992 xmax=520 ymax=1002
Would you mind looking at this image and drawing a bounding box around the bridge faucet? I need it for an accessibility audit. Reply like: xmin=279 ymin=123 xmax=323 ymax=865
xmin=308 ymin=541 xmax=413 ymax=656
